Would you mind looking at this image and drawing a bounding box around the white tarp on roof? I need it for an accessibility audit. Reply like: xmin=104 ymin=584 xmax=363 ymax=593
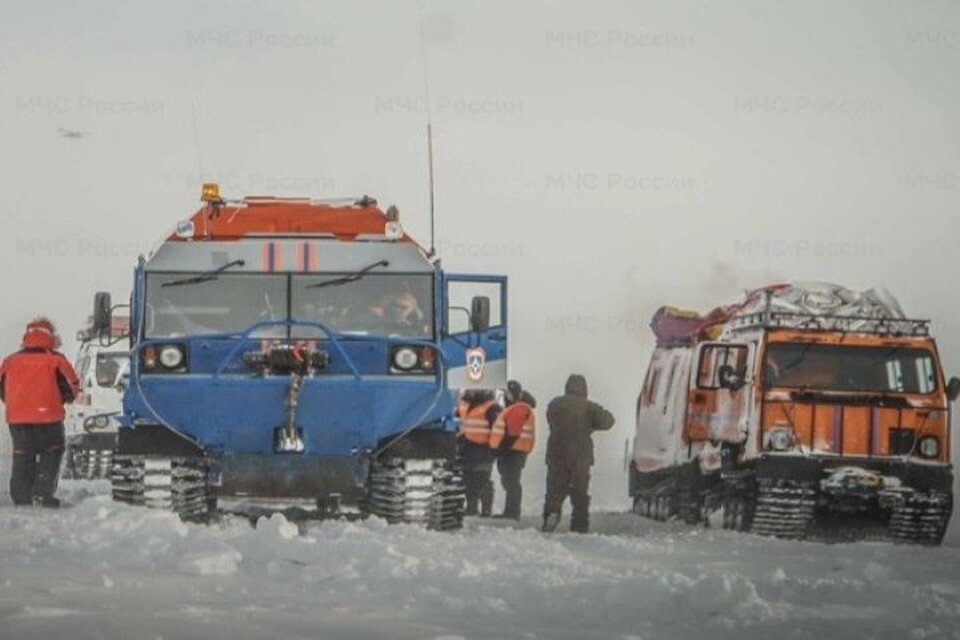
xmin=737 ymin=282 xmax=906 ymax=320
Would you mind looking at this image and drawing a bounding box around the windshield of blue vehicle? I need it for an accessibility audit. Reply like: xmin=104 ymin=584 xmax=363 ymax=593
xmin=145 ymin=273 xmax=288 ymax=337
xmin=763 ymin=343 xmax=938 ymax=394
xmin=291 ymin=274 xmax=433 ymax=338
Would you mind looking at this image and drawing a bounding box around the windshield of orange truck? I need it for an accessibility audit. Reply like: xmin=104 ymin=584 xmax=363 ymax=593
xmin=763 ymin=343 xmax=937 ymax=394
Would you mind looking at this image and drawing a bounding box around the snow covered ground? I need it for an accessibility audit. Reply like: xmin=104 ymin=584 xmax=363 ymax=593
xmin=0 ymin=476 xmax=959 ymax=640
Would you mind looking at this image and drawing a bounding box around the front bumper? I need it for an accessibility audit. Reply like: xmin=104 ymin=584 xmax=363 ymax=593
xmin=69 ymin=431 xmax=118 ymax=452
xmin=755 ymin=454 xmax=953 ymax=494
xmin=214 ymin=452 xmax=365 ymax=501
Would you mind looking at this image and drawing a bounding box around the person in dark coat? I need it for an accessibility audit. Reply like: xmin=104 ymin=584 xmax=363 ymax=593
xmin=542 ymin=374 xmax=615 ymax=533
xmin=491 ymin=380 xmax=536 ymax=520
xmin=457 ymin=389 xmax=501 ymax=516
xmin=0 ymin=318 xmax=80 ymax=507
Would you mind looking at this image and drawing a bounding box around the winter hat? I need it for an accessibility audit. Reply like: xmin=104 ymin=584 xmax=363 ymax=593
xmin=506 ymin=380 xmax=523 ymax=403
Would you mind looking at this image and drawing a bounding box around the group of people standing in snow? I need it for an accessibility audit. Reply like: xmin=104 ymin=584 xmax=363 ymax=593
xmin=0 ymin=316 xmax=616 ymax=533
xmin=457 ymin=374 xmax=615 ymax=533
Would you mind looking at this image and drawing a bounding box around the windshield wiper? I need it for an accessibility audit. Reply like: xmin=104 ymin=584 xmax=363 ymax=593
xmin=162 ymin=259 xmax=246 ymax=288
xmin=306 ymin=260 xmax=390 ymax=289
xmin=780 ymin=342 xmax=814 ymax=375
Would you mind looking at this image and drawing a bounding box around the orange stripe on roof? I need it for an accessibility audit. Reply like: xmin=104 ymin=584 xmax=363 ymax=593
xmin=261 ymin=243 xmax=269 ymax=271
xmin=295 ymin=243 xmax=305 ymax=273
xmin=272 ymin=243 xmax=283 ymax=271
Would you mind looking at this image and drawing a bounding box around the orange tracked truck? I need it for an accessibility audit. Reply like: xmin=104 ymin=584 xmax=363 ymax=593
xmin=630 ymin=284 xmax=959 ymax=544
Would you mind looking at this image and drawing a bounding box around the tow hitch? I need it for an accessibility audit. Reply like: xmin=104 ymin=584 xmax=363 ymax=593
xmin=243 ymin=343 xmax=330 ymax=454
xmin=276 ymin=373 xmax=306 ymax=453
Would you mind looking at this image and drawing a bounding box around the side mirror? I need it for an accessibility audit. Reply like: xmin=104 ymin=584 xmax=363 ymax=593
xmin=718 ymin=364 xmax=746 ymax=391
xmin=470 ymin=296 xmax=491 ymax=333
xmin=93 ymin=292 xmax=112 ymax=337
xmin=948 ymin=377 xmax=960 ymax=403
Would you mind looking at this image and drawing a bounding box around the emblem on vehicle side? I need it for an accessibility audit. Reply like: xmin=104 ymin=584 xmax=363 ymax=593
xmin=466 ymin=347 xmax=486 ymax=382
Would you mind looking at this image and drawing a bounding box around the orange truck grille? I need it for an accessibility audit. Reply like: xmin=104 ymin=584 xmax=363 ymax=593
xmin=762 ymin=401 xmax=947 ymax=460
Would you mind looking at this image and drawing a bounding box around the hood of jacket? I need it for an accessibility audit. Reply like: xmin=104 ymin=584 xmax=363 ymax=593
xmin=564 ymin=374 xmax=587 ymax=398
xmin=21 ymin=324 xmax=56 ymax=350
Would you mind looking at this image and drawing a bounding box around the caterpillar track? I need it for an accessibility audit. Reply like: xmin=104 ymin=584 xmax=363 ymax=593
xmin=632 ymin=480 xmax=676 ymax=522
xmin=111 ymin=456 xmax=216 ymax=522
xmin=747 ymin=479 xmax=817 ymax=539
xmin=721 ymin=477 xmax=818 ymax=539
xmin=721 ymin=478 xmax=753 ymax=532
xmin=66 ymin=447 xmax=114 ymax=480
xmin=889 ymin=491 xmax=952 ymax=545
xmin=633 ymin=475 xmax=722 ymax=525
xmin=364 ymin=458 xmax=465 ymax=531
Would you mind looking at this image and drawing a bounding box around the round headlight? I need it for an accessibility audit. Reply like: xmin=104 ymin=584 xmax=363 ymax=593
xmin=159 ymin=345 xmax=184 ymax=369
xmin=392 ymin=347 xmax=419 ymax=371
xmin=84 ymin=414 xmax=110 ymax=431
xmin=918 ymin=436 xmax=940 ymax=459
xmin=767 ymin=427 xmax=795 ymax=452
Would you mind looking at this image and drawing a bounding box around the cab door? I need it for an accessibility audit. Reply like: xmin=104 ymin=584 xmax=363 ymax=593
xmin=441 ymin=274 xmax=508 ymax=391
xmin=685 ymin=342 xmax=751 ymax=443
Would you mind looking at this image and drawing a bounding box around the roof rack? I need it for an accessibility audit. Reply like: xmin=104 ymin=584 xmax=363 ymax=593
xmin=727 ymin=311 xmax=931 ymax=337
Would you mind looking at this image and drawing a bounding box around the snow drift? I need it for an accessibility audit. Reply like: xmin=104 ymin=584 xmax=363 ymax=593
xmin=0 ymin=480 xmax=959 ymax=639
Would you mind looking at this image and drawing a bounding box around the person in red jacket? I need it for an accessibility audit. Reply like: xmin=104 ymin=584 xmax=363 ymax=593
xmin=0 ymin=318 xmax=80 ymax=507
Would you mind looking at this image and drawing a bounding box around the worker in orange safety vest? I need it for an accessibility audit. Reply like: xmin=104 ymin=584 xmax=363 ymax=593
xmin=457 ymin=389 xmax=501 ymax=517
xmin=489 ymin=380 xmax=536 ymax=520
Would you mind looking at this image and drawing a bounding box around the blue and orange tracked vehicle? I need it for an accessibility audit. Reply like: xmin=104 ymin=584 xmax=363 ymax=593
xmin=94 ymin=184 xmax=509 ymax=529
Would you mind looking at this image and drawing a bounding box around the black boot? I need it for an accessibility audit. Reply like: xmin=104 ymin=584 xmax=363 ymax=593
xmin=35 ymin=496 xmax=61 ymax=508
xmin=479 ymin=480 xmax=494 ymax=517
xmin=34 ymin=445 xmax=64 ymax=509
xmin=541 ymin=510 xmax=561 ymax=532
xmin=9 ymin=452 xmax=36 ymax=506
xmin=570 ymin=494 xmax=590 ymax=534
xmin=464 ymin=470 xmax=483 ymax=516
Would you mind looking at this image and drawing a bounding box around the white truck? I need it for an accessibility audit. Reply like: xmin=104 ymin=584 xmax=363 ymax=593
xmin=63 ymin=307 xmax=129 ymax=479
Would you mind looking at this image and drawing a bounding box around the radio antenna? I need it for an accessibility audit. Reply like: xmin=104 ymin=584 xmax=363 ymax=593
xmin=417 ymin=0 xmax=437 ymax=257
xmin=190 ymin=96 xmax=204 ymax=182
xmin=427 ymin=124 xmax=436 ymax=256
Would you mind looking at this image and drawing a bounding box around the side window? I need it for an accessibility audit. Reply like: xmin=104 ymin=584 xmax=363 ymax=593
xmin=446 ymin=281 xmax=504 ymax=334
xmin=697 ymin=345 xmax=748 ymax=389
xmin=643 ymin=369 xmax=661 ymax=407
xmin=916 ymin=357 xmax=935 ymax=394
xmin=662 ymin=358 xmax=679 ymax=414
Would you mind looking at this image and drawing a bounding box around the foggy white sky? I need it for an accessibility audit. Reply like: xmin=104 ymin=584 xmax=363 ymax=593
xmin=1 ymin=1 xmax=959 ymax=523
